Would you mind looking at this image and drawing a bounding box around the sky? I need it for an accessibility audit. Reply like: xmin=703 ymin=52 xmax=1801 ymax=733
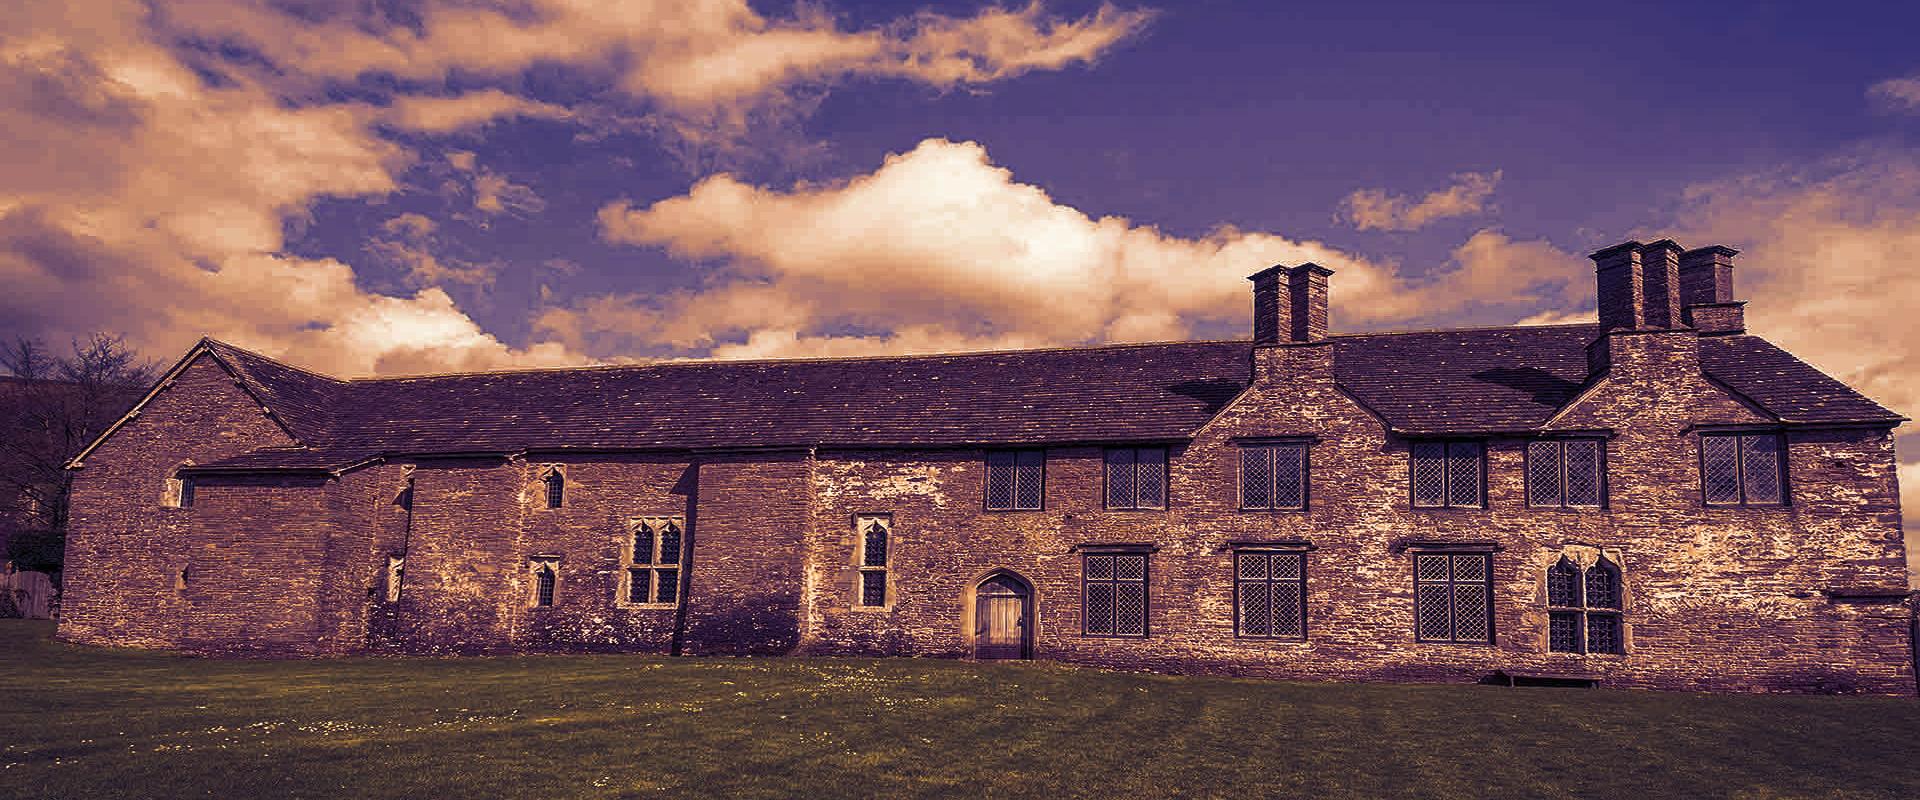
xmin=4 ymin=0 xmax=1920 ymax=571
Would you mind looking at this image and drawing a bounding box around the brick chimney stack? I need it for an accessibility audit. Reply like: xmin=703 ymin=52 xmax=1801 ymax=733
xmin=1679 ymin=245 xmax=1745 ymax=335
xmin=1248 ymin=263 xmax=1335 ymax=387
xmin=1639 ymin=239 xmax=1684 ymax=329
xmin=1249 ymin=263 xmax=1333 ymax=345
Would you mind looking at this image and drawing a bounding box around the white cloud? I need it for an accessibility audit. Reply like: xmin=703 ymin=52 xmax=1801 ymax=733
xmin=381 ymin=89 xmax=572 ymax=134
xmin=1867 ymin=73 xmax=1920 ymax=113
xmin=1671 ymin=147 xmax=1920 ymax=584
xmin=568 ymin=139 xmax=1578 ymax=360
xmin=1341 ymin=171 xmax=1502 ymax=231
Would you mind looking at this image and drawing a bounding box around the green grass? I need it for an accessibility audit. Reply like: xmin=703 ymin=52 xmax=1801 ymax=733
xmin=1 ymin=621 xmax=1916 ymax=799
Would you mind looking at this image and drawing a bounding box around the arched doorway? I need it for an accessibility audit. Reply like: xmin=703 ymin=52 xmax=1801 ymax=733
xmin=974 ymin=573 xmax=1032 ymax=660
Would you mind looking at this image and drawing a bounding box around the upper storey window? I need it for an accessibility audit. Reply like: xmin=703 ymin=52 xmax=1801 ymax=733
xmin=1701 ymin=433 xmax=1784 ymax=506
xmin=1104 ymin=447 xmax=1167 ymax=509
xmin=1410 ymin=441 xmax=1483 ymax=509
xmin=1240 ymin=442 xmax=1307 ymax=510
xmin=542 ymin=468 xmax=564 ymax=509
xmin=985 ymin=450 xmax=1044 ymax=511
xmin=1527 ymin=439 xmax=1605 ymax=508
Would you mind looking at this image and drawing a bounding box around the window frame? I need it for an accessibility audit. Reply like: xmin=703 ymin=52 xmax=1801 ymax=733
xmin=618 ymin=517 xmax=688 ymax=608
xmin=1411 ymin=550 xmax=1495 ymax=645
xmin=1238 ymin=440 xmax=1310 ymax=511
xmin=1103 ymin=446 xmax=1169 ymax=510
xmin=984 ymin=449 xmax=1046 ymax=512
xmin=854 ymin=514 xmax=892 ymax=610
xmin=1080 ymin=548 xmax=1151 ymax=638
xmin=1525 ymin=437 xmax=1609 ymax=509
xmin=541 ymin=466 xmax=564 ymax=509
xmin=1545 ymin=556 xmax=1625 ymax=655
xmin=1231 ymin=547 xmax=1309 ymax=641
xmin=1409 ymin=439 xmax=1487 ymax=509
xmin=529 ymin=556 xmax=560 ymax=609
xmin=1698 ymin=431 xmax=1789 ymax=507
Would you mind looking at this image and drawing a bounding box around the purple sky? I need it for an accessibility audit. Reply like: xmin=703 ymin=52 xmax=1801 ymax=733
xmin=4 ymin=1 xmax=1919 ymax=567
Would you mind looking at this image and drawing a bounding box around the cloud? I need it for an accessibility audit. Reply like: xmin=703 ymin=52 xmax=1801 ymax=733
xmin=0 ymin=0 xmax=578 ymax=376
xmin=163 ymin=0 xmax=1152 ymax=136
xmin=1341 ymin=171 xmax=1502 ymax=231
xmin=1867 ymin=73 xmax=1920 ymax=113
xmin=381 ymin=89 xmax=572 ymax=134
xmin=366 ymin=213 xmax=498 ymax=287
xmin=1670 ymin=146 xmax=1920 ymax=584
xmin=564 ymin=139 xmax=1576 ymax=360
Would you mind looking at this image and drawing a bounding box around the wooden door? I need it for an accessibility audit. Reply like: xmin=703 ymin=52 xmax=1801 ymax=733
xmin=975 ymin=576 xmax=1030 ymax=659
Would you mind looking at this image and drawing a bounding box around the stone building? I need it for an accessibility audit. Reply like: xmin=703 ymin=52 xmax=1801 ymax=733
xmin=57 ymin=239 xmax=1914 ymax=693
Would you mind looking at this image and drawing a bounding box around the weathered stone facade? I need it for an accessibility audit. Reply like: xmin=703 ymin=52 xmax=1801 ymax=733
xmin=57 ymin=240 xmax=1914 ymax=693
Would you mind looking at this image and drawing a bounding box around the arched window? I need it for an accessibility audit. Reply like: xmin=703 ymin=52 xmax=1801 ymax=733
xmin=1546 ymin=555 xmax=1624 ymax=654
xmin=529 ymin=557 xmax=559 ymax=607
xmin=542 ymin=468 xmax=564 ymax=508
xmin=621 ymin=518 xmax=687 ymax=606
xmin=857 ymin=516 xmax=890 ymax=608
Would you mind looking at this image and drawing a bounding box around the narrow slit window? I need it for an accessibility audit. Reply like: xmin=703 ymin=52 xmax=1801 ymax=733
xmin=857 ymin=515 xmax=891 ymax=608
xmin=385 ymin=555 xmax=405 ymax=603
xmin=530 ymin=559 xmax=559 ymax=608
xmin=1240 ymin=443 xmax=1307 ymax=510
xmin=1104 ymin=448 xmax=1168 ymax=509
xmin=621 ymin=518 xmax=689 ymax=606
xmin=543 ymin=468 xmax=564 ymax=509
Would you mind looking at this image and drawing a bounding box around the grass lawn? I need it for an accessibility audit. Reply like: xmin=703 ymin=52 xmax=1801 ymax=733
xmin=2 ymin=621 xmax=1917 ymax=799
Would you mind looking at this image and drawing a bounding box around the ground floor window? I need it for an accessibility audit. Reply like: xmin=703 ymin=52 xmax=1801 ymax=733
xmin=1547 ymin=556 xmax=1624 ymax=654
xmin=1235 ymin=549 xmax=1306 ymax=639
xmin=529 ymin=556 xmax=560 ymax=608
xmin=1414 ymin=552 xmax=1492 ymax=644
xmin=856 ymin=515 xmax=891 ymax=608
xmin=622 ymin=517 xmax=686 ymax=606
xmin=1082 ymin=550 xmax=1148 ymax=637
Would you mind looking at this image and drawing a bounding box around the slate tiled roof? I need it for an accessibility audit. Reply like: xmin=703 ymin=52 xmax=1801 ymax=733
xmin=183 ymin=326 xmax=1902 ymax=473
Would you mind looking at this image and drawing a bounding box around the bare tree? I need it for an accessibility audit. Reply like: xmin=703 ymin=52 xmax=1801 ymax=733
xmin=0 ymin=334 xmax=156 ymax=573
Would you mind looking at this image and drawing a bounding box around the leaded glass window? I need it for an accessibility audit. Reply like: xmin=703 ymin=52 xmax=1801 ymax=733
xmin=1083 ymin=551 xmax=1148 ymax=637
xmin=543 ymin=468 xmax=564 ymax=508
xmin=530 ymin=558 xmax=559 ymax=608
xmin=622 ymin=517 xmax=688 ymax=606
xmin=857 ymin=515 xmax=890 ymax=607
xmin=1701 ymin=432 xmax=1785 ymax=506
xmin=986 ymin=450 xmax=1045 ymax=511
xmin=1545 ymin=556 xmax=1624 ymax=654
xmin=1411 ymin=441 xmax=1484 ymax=508
xmin=1240 ymin=443 xmax=1307 ymax=510
xmin=1104 ymin=447 xmax=1168 ymax=509
xmin=1413 ymin=552 xmax=1492 ymax=644
xmin=1235 ymin=550 xmax=1306 ymax=639
xmin=1527 ymin=439 xmax=1605 ymax=508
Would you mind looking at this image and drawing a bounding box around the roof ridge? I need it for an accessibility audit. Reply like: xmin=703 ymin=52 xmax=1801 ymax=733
xmin=350 ymin=338 xmax=1256 ymax=383
xmin=202 ymin=338 xmax=348 ymax=383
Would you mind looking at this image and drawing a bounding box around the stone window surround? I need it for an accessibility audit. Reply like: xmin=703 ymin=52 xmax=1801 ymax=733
xmin=1544 ymin=546 xmax=1629 ymax=656
xmin=983 ymin=449 xmax=1046 ymax=512
xmin=1236 ymin=437 xmax=1313 ymax=512
xmin=540 ymin=465 xmax=564 ymax=509
xmin=851 ymin=513 xmax=892 ymax=612
xmin=161 ymin=461 xmax=196 ymax=509
xmin=1697 ymin=428 xmax=1790 ymax=507
xmin=385 ymin=554 xmax=405 ymax=603
xmin=528 ymin=555 xmax=561 ymax=609
xmin=1408 ymin=439 xmax=1487 ymax=510
xmin=619 ymin=517 xmax=686 ymax=608
xmin=1525 ymin=435 xmax=1610 ymax=510
xmin=1231 ymin=542 xmax=1312 ymax=641
xmin=1102 ymin=446 xmax=1169 ymax=510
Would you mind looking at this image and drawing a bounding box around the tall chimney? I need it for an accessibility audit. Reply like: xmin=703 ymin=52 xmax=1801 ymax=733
xmin=1249 ymin=263 xmax=1333 ymax=345
xmin=1591 ymin=241 xmax=1645 ymax=332
xmin=1679 ymin=245 xmax=1745 ymax=334
xmin=1639 ymin=239 xmax=1684 ymax=329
